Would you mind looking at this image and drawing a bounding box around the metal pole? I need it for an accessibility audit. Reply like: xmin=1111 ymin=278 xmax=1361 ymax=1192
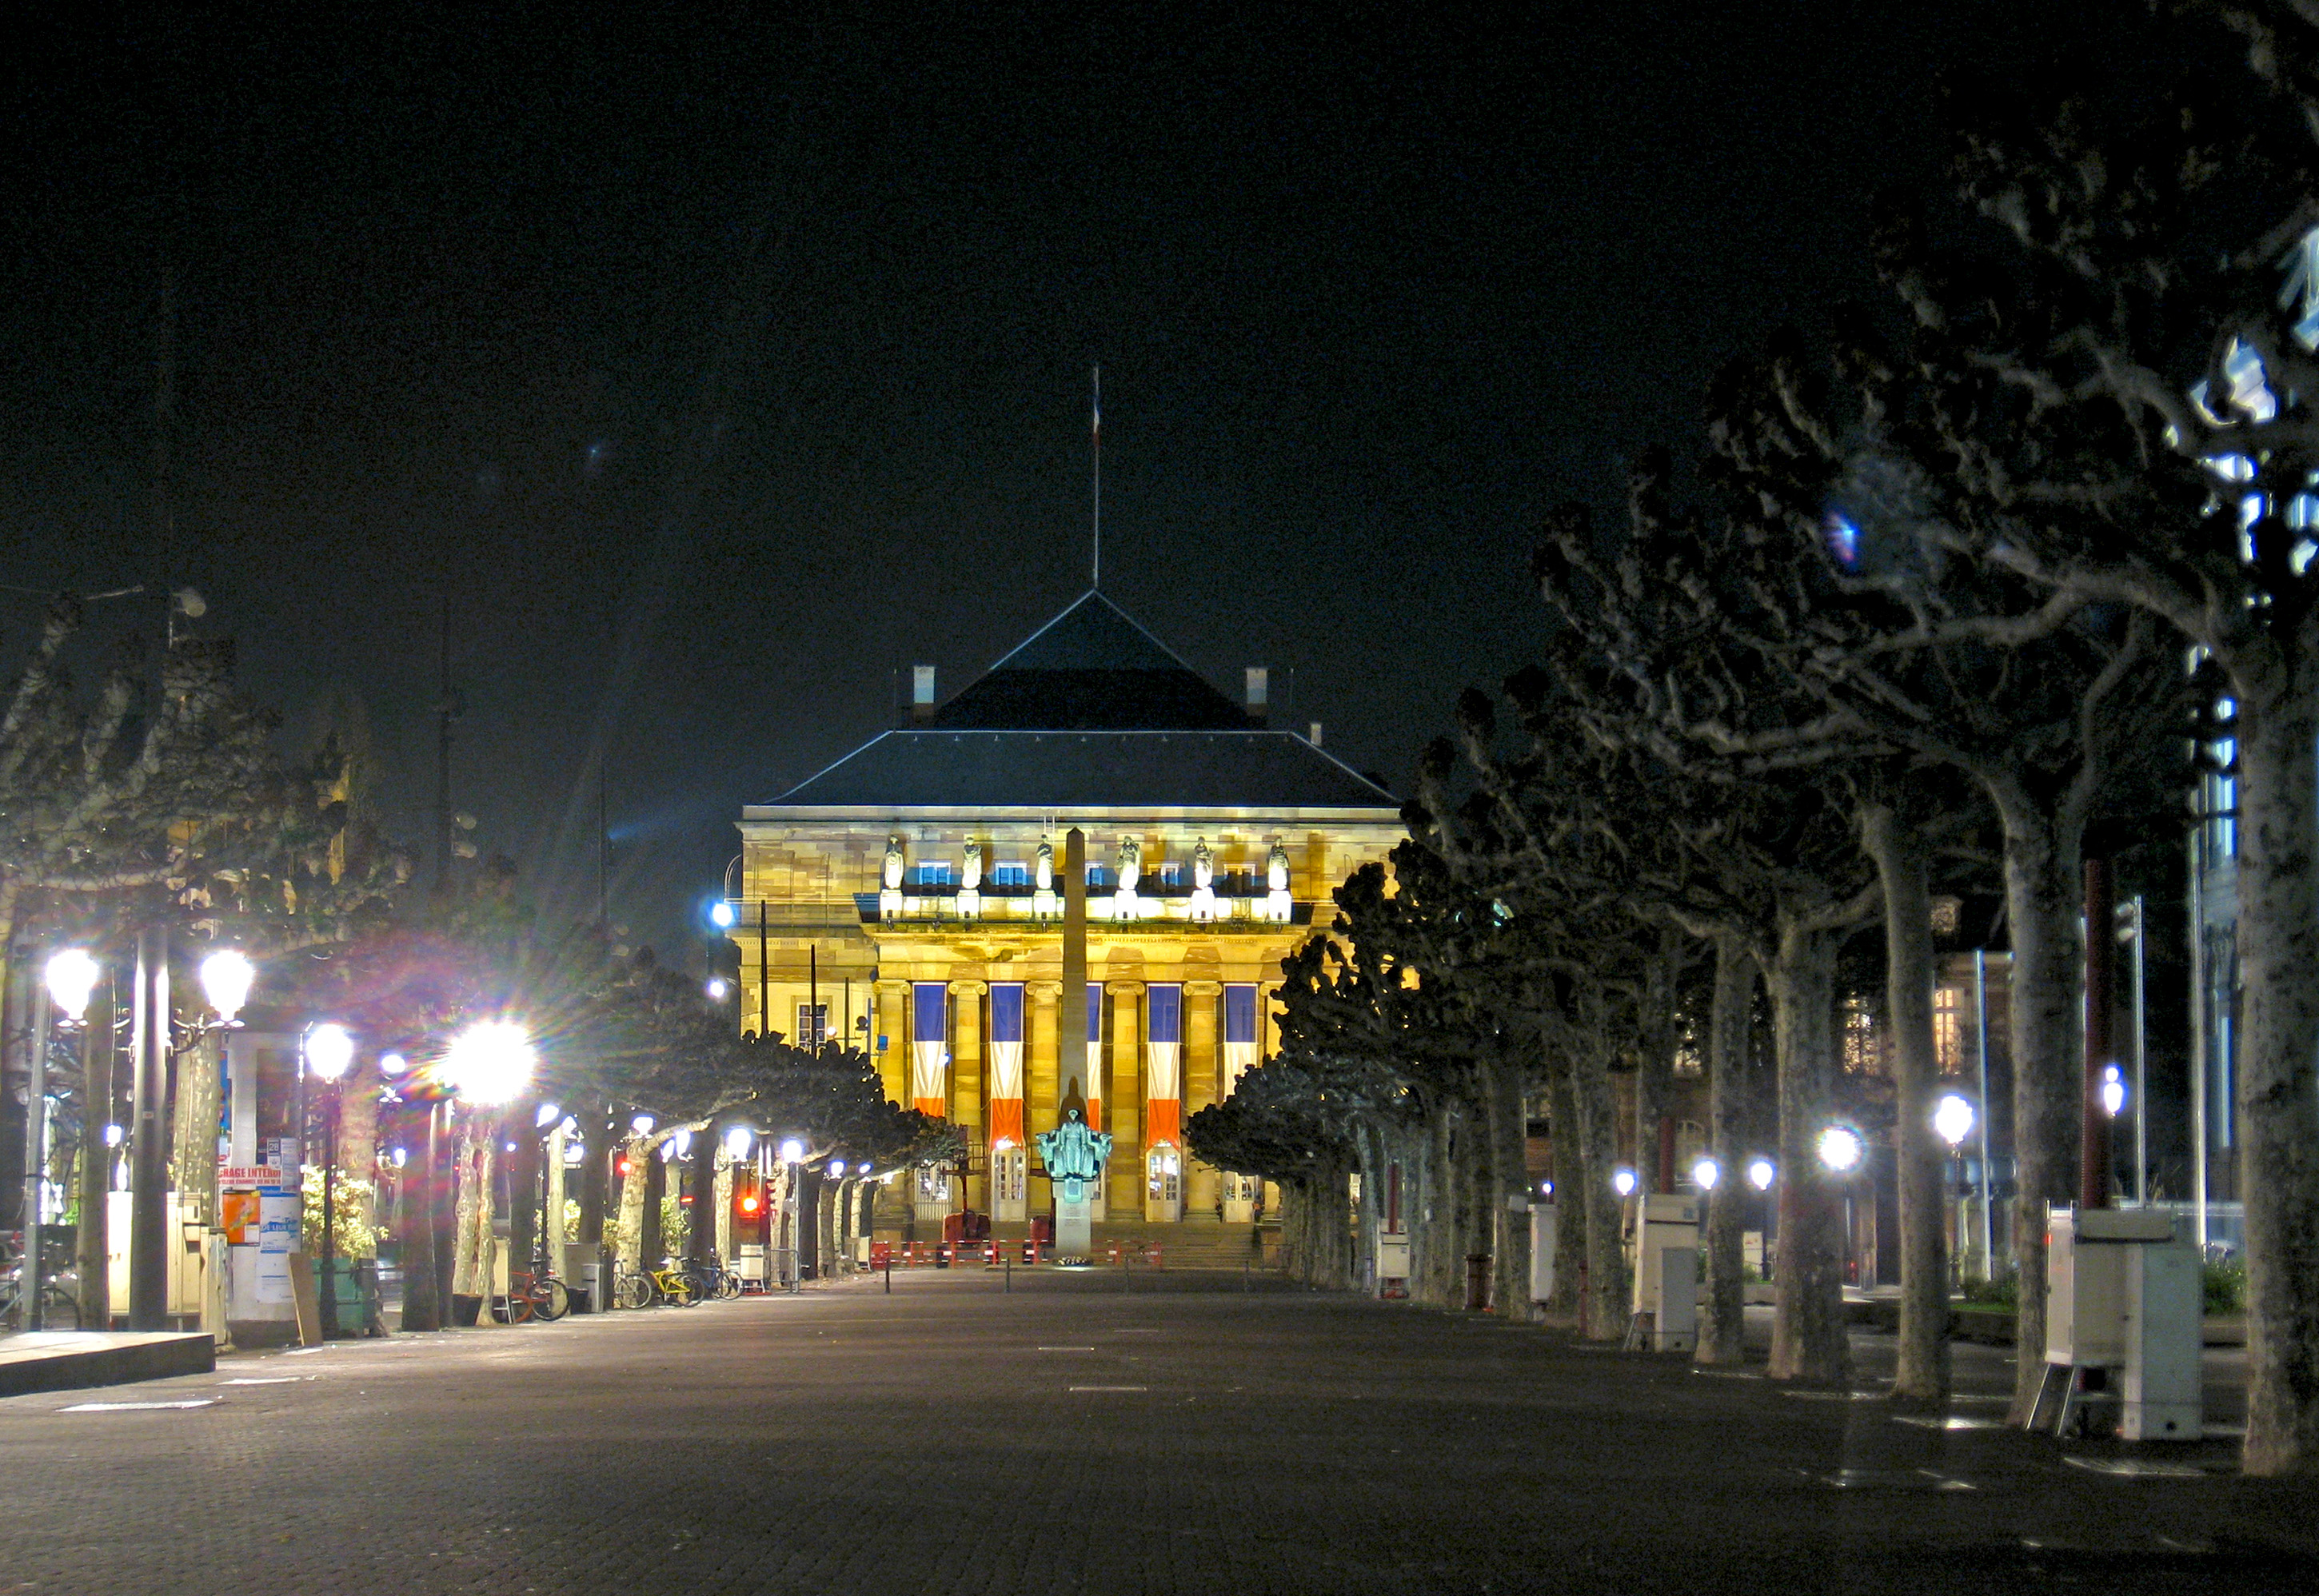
xmin=809 ymin=946 xmax=818 ymax=1051
xmin=2081 ymin=858 xmax=2115 ymax=1210
xmin=2189 ymin=828 xmax=2210 ymax=1251
xmin=2129 ymin=896 xmax=2148 ymax=1204
xmin=128 ymin=926 xmax=170 ymax=1331
xmin=1973 ymin=949 xmax=1994 ymax=1275
xmin=22 ymin=989 xmax=50 ymax=1331
xmin=757 ymin=902 xmax=769 ymax=1042
xmin=319 ymin=1073 xmax=339 ymax=1339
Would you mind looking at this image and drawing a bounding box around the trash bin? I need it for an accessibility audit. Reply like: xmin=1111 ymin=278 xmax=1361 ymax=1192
xmin=1465 ymin=1253 xmax=1491 ymax=1311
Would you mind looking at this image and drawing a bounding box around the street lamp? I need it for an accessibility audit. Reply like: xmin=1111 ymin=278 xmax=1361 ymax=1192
xmin=1690 ymin=1157 xmax=1720 ymax=1191
xmin=1746 ymin=1157 xmax=1775 ymax=1191
xmin=708 ymin=899 xmax=737 ymax=930
xmin=1935 ymin=1094 xmax=1976 ymax=1283
xmin=1611 ymin=1167 xmax=1637 ymax=1198
xmin=305 ymin=1023 xmax=357 ymax=1338
xmin=442 ymin=1020 xmax=536 ymax=1107
xmin=198 ymin=948 xmax=256 ymax=1025
xmin=2099 ymin=1063 xmax=2126 ymax=1119
xmin=725 ymin=1125 xmax=755 ymax=1159
xmin=1816 ymin=1125 xmax=1864 ymax=1173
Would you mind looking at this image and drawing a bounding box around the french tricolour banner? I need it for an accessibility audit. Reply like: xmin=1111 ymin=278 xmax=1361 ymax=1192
xmin=1223 ymin=984 xmax=1259 ymax=1095
xmin=988 ymin=982 xmax=1025 ymax=1150
xmin=1146 ymin=983 xmax=1182 ymax=1147
xmin=1084 ymin=982 xmax=1104 ymax=1131
xmin=912 ymin=982 xmax=948 ymax=1116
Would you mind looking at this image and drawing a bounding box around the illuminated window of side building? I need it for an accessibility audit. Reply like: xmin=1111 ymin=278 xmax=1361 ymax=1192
xmin=1934 ymin=986 xmax=1965 ymax=1075
xmin=795 ymin=1003 xmax=829 ymax=1046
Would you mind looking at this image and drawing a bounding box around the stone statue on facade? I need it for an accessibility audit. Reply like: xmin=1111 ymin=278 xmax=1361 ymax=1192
xmin=880 ymin=834 xmax=906 ymax=923
xmin=958 ymin=838 xmax=983 ymax=920
xmin=1116 ymin=835 xmax=1141 ymax=893
xmin=1265 ymin=840 xmax=1292 ymax=924
xmin=1032 ymin=835 xmax=1058 ymax=920
xmin=1188 ymin=836 xmax=1218 ymax=923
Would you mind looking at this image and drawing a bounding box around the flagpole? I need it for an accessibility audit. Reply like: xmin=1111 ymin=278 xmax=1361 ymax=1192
xmin=1091 ymin=364 xmax=1101 ymax=589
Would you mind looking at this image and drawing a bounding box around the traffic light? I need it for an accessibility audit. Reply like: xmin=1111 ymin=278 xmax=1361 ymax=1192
xmin=732 ymin=1167 xmax=764 ymax=1224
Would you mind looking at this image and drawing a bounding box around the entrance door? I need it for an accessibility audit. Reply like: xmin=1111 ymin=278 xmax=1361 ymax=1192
xmin=1145 ymin=1145 xmax=1182 ymax=1222
xmin=1223 ymin=1171 xmax=1260 ymax=1224
xmin=992 ymin=1146 xmax=1027 ymax=1223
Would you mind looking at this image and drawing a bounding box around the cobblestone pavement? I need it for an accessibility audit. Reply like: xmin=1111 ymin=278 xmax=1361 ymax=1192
xmin=1 ymin=1270 xmax=2310 ymax=1594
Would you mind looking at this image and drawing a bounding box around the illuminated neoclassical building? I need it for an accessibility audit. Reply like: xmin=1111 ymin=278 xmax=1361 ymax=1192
xmin=730 ymin=592 xmax=1403 ymax=1228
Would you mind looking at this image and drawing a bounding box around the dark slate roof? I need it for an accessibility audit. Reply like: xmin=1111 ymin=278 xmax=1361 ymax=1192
xmin=770 ymin=730 xmax=1399 ymax=809
xmin=928 ymin=593 xmax=1251 ymax=730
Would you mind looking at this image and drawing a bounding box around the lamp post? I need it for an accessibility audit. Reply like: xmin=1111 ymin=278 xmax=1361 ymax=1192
xmin=780 ymin=1136 xmax=805 ymax=1287
xmin=303 ymin=1023 xmax=355 ymax=1337
xmin=1934 ymin=1093 xmax=1976 ymax=1284
xmin=533 ymin=1102 xmax=562 ymax=1289
xmin=1817 ymin=1126 xmax=1864 ymax=1286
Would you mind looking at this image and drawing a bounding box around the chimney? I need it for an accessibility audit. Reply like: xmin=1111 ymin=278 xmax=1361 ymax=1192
xmin=1308 ymin=721 xmax=1323 ymax=747
xmin=912 ymin=664 xmax=936 ymax=724
xmin=1243 ymin=667 xmax=1269 ymax=728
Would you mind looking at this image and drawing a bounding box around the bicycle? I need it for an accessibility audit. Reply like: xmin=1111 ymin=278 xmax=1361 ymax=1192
xmin=688 ymin=1252 xmax=743 ymax=1303
xmin=494 ymin=1268 xmax=571 ymax=1324
xmin=615 ymin=1257 xmax=696 ymax=1309
xmin=0 ymin=1258 xmax=82 ymax=1331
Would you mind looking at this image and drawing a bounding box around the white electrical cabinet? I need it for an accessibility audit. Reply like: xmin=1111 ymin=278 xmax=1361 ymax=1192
xmin=2041 ymin=1206 xmax=2201 ymax=1441
xmin=1529 ymin=1203 xmax=1555 ymax=1304
xmin=1632 ymin=1193 xmax=1699 ymax=1314
xmin=1375 ymin=1235 xmax=1411 ymax=1283
xmin=2122 ymin=1232 xmax=2204 ymax=1440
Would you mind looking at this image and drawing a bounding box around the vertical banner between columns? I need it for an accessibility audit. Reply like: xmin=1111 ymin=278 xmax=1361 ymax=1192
xmin=988 ymin=983 xmax=1025 ymax=1149
xmin=1146 ymin=984 xmax=1182 ymax=1147
xmin=1224 ymin=984 xmax=1259 ymax=1095
xmin=911 ymin=982 xmax=948 ymax=1117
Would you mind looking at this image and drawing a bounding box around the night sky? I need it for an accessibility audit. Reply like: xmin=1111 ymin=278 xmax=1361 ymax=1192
xmin=2 ymin=2 xmax=2098 ymax=961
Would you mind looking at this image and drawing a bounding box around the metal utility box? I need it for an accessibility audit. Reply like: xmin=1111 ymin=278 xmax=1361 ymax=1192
xmin=1633 ymin=1193 xmax=1699 ymax=1315
xmin=2046 ymin=1207 xmax=2173 ymax=1367
xmin=2122 ymin=1232 xmax=2204 ymax=1440
xmin=1529 ymin=1203 xmax=1556 ymax=1303
xmin=1652 ymin=1246 xmax=1698 ymax=1352
xmin=1375 ymin=1235 xmax=1411 ymax=1283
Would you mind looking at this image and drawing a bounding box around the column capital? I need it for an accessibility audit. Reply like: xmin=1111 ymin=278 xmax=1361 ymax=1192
xmin=1026 ymin=980 xmax=1063 ymax=999
xmin=1104 ymin=980 xmax=1148 ymax=996
xmin=872 ymin=978 xmax=912 ymax=996
xmin=1184 ymin=980 xmax=1223 ymax=998
xmin=947 ymin=979 xmax=989 ymax=997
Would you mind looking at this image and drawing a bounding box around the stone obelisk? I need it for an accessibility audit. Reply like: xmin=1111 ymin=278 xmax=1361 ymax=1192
xmin=1057 ymin=827 xmax=1091 ymax=1260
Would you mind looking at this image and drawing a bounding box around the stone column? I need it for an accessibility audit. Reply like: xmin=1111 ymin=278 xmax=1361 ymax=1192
xmin=1105 ymin=982 xmax=1145 ymax=1218
xmin=949 ymin=980 xmax=988 ymax=1211
xmin=1183 ymin=980 xmax=1223 ymax=1219
xmin=872 ymin=980 xmax=909 ymax=1107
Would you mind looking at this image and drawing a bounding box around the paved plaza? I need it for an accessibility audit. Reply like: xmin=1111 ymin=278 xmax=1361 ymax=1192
xmin=1 ymin=1272 xmax=2312 ymax=1594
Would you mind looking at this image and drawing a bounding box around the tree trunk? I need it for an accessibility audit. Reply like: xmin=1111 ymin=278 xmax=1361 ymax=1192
xmin=505 ymin=1111 xmax=540 ymax=1279
xmin=639 ymin=1141 xmax=666 ymax=1268
xmin=2231 ymin=679 xmax=2319 ymax=1475
xmin=1570 ymin=1036 xmax=1627 ymax=1339
xmin=1547 ymin=1063 xmax=1587 ymax=1322
xmin=400 ymin=1104 xmax=441 ymax=1331
xmin=75 ymin=988 xmax=112 ymax=1328
xmin=1861 ymin=802 xmax=1950 ymax=1408
xmin=1638 ymin=925 xmax=1683 ymax=1192
xmin=688 ymin=1115 xmax=723 ymax=1264
xmin=1994 ymin=792 xmax=2084 ymax=1423
xmin=1767 ymin=922 xmax=1849 ymax=1387
xmin=1413 ymin=1104 xmax=1454 ymax=1307
xmin=1486 ymin=1059 xmax=1533 ymax=1317
xmin=451 ymin=1119 xmax=495 ymax=1298
xmin=1696 ymin=932 xmax=1753 ymax=1365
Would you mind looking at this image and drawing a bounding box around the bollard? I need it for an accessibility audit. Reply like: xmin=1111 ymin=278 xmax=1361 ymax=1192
xmin=1005 ymin=1254 xmax=1012 ymax=1293
xmin=884 ymin=1259 xmax=892 ymax=1295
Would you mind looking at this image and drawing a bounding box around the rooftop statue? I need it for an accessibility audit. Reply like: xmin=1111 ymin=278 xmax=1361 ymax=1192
xmin=884 ymin=835 xmax=905 ymax=890
xmin=961 ymin=838 xmax=983 ymax=889
xmin=1116 ymin=834 xmax=1141 ymax=893
xmin=1036 ymin=836 xmax=1054 ymax=891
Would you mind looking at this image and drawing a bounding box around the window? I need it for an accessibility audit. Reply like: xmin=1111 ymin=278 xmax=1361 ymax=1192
xmin=991 ymin=861 xmax=1029 ymax=888
xmin=796 ymin=1003 xmax=830 ymax=1046
xmin=911 ymin=861 xmax=954 ymax=888
xmin=1934 ymin=987 xmax=1965 ymax=1075
xmin=1159 ymin=862 xmax=1183 ymax=889
xmin=993 ymin=1146 xmax=1026 ymax=1205
xmin=1085 ymin=865 xmax=1112 ymax=888
xmin=1840 ymin=997 xmax=1883 ymax=1076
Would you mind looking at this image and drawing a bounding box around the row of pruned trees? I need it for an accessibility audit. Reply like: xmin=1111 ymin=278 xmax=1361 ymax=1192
xmin=1201 ymin=2 xmax=2319 ymax=1475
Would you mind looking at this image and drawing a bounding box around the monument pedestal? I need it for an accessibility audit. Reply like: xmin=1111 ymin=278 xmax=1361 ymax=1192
xmin=1056 ymin=1195 xmax=1092 ymax=1263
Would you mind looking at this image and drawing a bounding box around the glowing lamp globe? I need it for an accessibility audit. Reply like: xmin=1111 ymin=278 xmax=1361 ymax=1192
xmin=2100 ymin=1063 xmax=2125 ymax=1119
xmin=200 ymin=949 xmax=257 ymax=1024
xmin=780 ymin=1137 xmax=806 ymax=1164
xmin=725 ymin=1125 xmax=755 ymax=1158
xmin=305 ymin=1023 xmax=357 ymax=1082
xmin=1818 ymin=1126 xmax=1864 ymax=1173
xmin=1934 ymin=1093 xmax=1976 ymax=1149
xmin=44 ymin=949 xmax=101 ymax=1023
xmin=631 ymin=1113 xmax=657 ymax=1135
xmin=708 ymin=899 xmax=737 ymax=929
xmin=1690 ymin=1157 xmax=1720 ymax=1191
xmin=1611 ymin=1167 xmax=1637 ymax=1198
xmin=1747 ymin=1158 xmax=1775 ymax=1191
xmin=444 ymin=1020 xmax=537 ymax=1107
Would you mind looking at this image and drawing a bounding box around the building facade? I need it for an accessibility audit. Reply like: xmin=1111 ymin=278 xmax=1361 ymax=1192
xmin=731 ymin=593 xmax=1404 ymax=1229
